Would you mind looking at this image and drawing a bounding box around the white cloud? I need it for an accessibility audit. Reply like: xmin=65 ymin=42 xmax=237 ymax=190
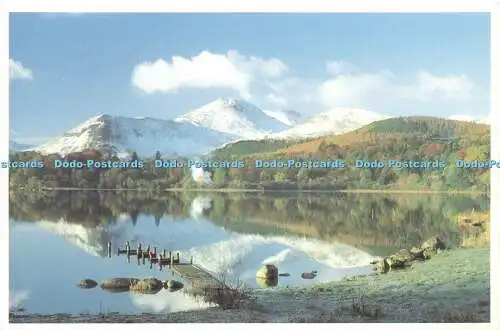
xmin=9 ymin=59 xmax=33 ymax=81
xmin=317 ymin=71 xmax=394 ymax=108
xmin=131 ymin=52 xmax=482 ymax=117
xmin=131 ymin=50 xmax=288 ymax=100
xmin=317 ymin=67 xmax=477 ymax=108
xmin=226 ymin=50 xmax=289 ymax=79
xmin=266 ymin=77 xmax=317 ymax=104
xmin=326 ymin=60 xmax=358 ymax=76
xmin=266 ymin=93 xmax=288 ymax=107
xmin=400 ymin=71 xmax=475 ymax=102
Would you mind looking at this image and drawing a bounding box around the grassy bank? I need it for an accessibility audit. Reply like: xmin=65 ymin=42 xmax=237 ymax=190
xmin=10 ymin=246 xmax=490 ymax=323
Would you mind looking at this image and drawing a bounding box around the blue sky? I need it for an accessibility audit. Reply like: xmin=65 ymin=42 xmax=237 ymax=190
xmin=9 ymin=13 xmax=490 ymax=144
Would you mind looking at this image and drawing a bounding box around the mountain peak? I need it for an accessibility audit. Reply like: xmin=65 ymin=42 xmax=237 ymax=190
xmin=33 ymin=114 xmax=234 ymax=157
xmin=173 ymin=98 xmax=288 ymax=139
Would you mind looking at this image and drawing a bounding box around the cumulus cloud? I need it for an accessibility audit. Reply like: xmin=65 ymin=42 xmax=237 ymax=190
xmin=317 ymin=67 xmax=477 ymax=109
xmin=326 ymin=60 xmax=359 ymax=76
xmin=9 ymin=59 xmax=33 ymax=80
xmin=131 ymin=51 xmax=482 ymax=117
xmin=131 ymin=50 xmax=288 ymax=100
xmin=400 ymin=71 xmax=475 ymax=102
xmin=318 ymin=71 xmax=394 ymax=108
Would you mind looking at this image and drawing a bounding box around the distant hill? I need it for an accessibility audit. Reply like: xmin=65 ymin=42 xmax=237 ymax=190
xmin=269 ymin=116 xmax=489 ymax=156
xmin=235 ymin=116 xmax=490 ymax=191
xmin=208 ymin=138 xmax=312 ymax=159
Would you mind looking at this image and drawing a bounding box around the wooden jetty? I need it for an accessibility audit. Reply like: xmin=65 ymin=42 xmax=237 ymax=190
xmin=113 ymin=241 xmax=222 ymax=289
xmin=171 ymin=263 xmax=225 ymax=289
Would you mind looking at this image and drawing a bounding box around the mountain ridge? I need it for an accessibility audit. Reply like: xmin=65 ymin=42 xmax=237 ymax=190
xmin=19 ymin=97 xmax=490 ymax=158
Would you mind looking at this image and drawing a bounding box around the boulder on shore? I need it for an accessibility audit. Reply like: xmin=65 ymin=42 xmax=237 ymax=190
xmin=372 ymin=236 xmax=447 ymax=274
xmin=385 ymin=249 xmax=414 ymax=269
xmin=77 ymin=279 xmax=98 ymax=289
xmin=256 ymin=264 xmax=278 ymax=279
xmin=372 ymin=258 xmax=389 ymax=273
xmin=100 ymin=278 xmax=139 ymax=292
xmin=420 ymin=236 xmax=446 ymax=259
xmin=256 ymin=276 xmax=278 ymax=288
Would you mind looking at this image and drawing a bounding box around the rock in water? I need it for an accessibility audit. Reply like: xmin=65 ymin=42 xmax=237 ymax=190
xmin=100 ymin=278 xmax=139 ymax=292
xmin=130 ymin=278 xmax=163 ymax=293
xmin=165 ymin=280 xmax=184 ymax=291
xmin=77 ymin=279 xmax=98 ymax=289
xmin=279 ymin=273 xmax=290 ymax=277
xmin=256 ymin=264 xmax=278 ymax=279
xmin=301 ymin=271 xmax=318 ymax=279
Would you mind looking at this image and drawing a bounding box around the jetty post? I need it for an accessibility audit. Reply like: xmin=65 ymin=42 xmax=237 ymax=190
xmin=137 ymin=243 xmax=142 ymax=262
xmin=176 ymin=252 xmax=180 ymax=263
xmin=190 ymin=256 xmax=193 ymax=264
xmin=107 ymin=242 xmax=112 ymax=258
xmin=125 ymin=241 xmax=130 ymax=255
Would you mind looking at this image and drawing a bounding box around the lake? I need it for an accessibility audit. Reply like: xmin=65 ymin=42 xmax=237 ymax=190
xmin=9 ymin=191 xmax=489 ymax=315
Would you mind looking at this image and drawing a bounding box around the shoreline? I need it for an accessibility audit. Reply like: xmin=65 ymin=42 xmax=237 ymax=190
xmin=19 ymin=187 xmax=489 ymax=195
xmin=9 ymin=247 xmax=490 ymax=323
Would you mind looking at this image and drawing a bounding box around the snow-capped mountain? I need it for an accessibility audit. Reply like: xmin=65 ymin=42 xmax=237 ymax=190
xmin=33 ymin=114 xmax=235 ymax=157
xmin=9 ymin=140 xmax=33 ymax=152
xmin=174 ymin=98 xmax=289 ymax=139
xmin=271 ymin=108 xmax=390 ymax=140
xmin=448 ymin=114 xmax=490 ymax=125
xmin=262 ymin=109 xmax=303 ymax=126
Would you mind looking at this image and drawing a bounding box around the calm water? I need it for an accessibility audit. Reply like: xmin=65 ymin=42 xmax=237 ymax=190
xmin=9 ymin=191 xmax=488 ymax=315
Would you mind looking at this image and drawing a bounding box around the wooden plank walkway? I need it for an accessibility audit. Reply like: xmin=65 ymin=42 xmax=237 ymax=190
xmin=171 ymin=263 xmax=224 ymax=289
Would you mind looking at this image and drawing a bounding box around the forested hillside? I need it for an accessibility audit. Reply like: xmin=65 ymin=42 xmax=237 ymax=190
xmin=8 ymin=117 xmax=491 ymax=192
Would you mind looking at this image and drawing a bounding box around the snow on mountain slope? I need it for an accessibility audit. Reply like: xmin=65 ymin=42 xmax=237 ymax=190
xmin=272 ymin=108 xmax=390 ymax=139
xmin=33 ymin=114 xmax=236 ymax=157
xmin=174 ymin=98 xmax=289 ymax=139
xmin=262 ymin=109 xmax=303 ymax=126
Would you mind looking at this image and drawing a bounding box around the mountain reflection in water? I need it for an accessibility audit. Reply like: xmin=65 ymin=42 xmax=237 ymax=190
xmin=9 ymin=191 xmax=488 ymax=314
